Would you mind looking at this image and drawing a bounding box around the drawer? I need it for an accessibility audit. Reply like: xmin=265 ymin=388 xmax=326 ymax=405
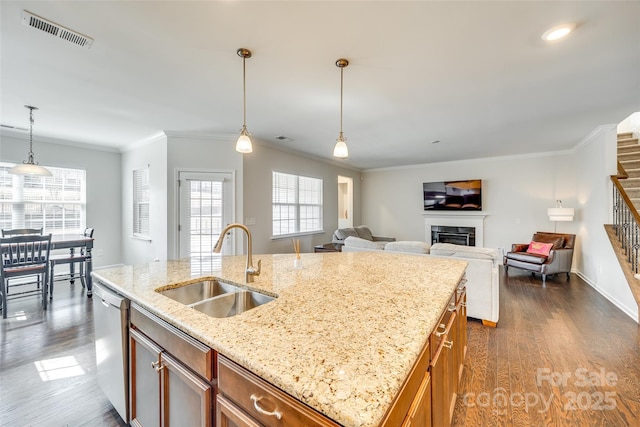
xmin=218 ymin=355 xmax=340 ymax=427
xmin=130 ymin=302 xmax=214 ymax=381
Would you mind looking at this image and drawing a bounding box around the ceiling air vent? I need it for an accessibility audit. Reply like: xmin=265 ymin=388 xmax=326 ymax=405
xmin=22 ymin=10 xmax=93 ymax=48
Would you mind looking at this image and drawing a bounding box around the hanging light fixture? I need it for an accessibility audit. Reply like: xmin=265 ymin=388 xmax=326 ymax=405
xmin=333 ymin=58 xmax=349 ymax=159
xmin=235 ymin=48 xmax=253 ymax=154
xmin=9 ymin=105 xmax=52 ymax=176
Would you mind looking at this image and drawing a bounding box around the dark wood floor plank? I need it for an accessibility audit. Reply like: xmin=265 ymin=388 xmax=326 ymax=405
xmin=0 ymin=281 xmax=127 ymax=427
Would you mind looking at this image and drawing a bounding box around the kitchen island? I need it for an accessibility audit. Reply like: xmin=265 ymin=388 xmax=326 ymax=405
xmin=92 ymin=251 xmax=467 ymax=427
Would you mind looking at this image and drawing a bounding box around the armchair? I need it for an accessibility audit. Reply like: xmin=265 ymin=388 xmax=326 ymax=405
xmin=504 ymin=232 xmax=575 ymax=283
xmin=332 ymin=225 xmax=395 ymax=245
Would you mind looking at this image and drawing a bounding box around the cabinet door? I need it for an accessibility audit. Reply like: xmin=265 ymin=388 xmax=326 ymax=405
xmin=431 ymin=310 xmax=457 ymax=427
xmin=130 ymin=328 xmax=162 ymax=427
xmin=161 ymin=352 xmax=212 ymax=427
xmin=456 ymin=287 xmax=467 ymax=385
xmin=217 ymin=394 xmax=262 ymax=427
xmin=402 ymin=373 xmax=431 ymax=427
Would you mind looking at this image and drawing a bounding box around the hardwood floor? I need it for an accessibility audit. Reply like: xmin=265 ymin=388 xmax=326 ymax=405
xmin=1 ymin=270 xmax=639 ymax=426
xmin=453 ymin=270 xmax=640 ymax=426
xmin=0 ymin=281 xmax=127 ymax=426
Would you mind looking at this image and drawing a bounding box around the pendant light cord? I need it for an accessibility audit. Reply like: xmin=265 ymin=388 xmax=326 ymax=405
xmin=27 ymin=106 xmax=36 ymax=163
xmin=242 ymin=55 xmax=247 ymax=128
xmin=339 ymin=66 xmax=343 ymax=135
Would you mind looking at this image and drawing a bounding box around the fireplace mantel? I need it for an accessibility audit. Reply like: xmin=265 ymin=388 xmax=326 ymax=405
xmin=423 ymin=212 xmax=486 ymax=247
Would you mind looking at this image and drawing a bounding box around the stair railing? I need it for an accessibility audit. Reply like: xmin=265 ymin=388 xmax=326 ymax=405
xmin=611 ymin=161 xmax=640 ymax=273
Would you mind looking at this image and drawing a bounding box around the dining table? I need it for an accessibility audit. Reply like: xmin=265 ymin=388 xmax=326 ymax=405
xmin=51 ymin=234 xmax=95 ymax=297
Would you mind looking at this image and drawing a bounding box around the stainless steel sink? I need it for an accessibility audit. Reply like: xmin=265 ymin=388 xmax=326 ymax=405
xmin=159 ymin=280 xmax=238 ymax=305
xmin=192 ymin=290 xmax=275 ymax=318
xmin=157 ymin=280 xmax=275 ymax=317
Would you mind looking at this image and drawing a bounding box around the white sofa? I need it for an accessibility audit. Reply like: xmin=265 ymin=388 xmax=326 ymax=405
xmin=342 ymin=238 xmax=500 ymax=327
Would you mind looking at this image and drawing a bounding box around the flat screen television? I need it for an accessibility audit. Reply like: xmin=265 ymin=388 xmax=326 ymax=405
xmin=423 ymin=179 xmax=482 ymax=211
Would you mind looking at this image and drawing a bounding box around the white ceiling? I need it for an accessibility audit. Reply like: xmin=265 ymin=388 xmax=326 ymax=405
xmin=1 ymin=1 xmax=639 ymax=170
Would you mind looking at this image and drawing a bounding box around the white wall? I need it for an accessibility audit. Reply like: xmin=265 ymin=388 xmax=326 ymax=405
xmin=574 ymin=126 xmax=638 ymax=320
xmin=166 ymin=134 xmax=244 ymax=259
xmin=243 ymin=142 xmax=362 ymax=255
xmin=121 ymin=134 xmax=168 ymax=265
xmin=617 ymin=112 xmax=640 ymax=137
xmin=1 ymin=132 xmax=122 ymax=267
xmin=361 ymin=152 xmax=578 ymax=256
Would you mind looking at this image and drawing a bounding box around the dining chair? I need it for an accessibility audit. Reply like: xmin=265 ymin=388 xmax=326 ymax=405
xmin=49 ymin=228 xmax=94 ymax=299
xmin=1 ymin=228 xmax=44 ymax=292
xmin=1 ymin=233 xmax=52 ymax=319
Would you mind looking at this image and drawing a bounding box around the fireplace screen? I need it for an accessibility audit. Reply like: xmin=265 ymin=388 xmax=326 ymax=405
xmin=431 ymin=225 xmax=476 ymax=246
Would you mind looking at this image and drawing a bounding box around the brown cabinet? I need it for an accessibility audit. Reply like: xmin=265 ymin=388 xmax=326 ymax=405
xmin=217 ymin=355 xmax=340 ymax=427
xmin=454 ymin=283 xmax=467 ymax=387
xmin=401 ymin=373 xmax=432 ymax=427
xmin=129 ymin=303 xmax=214 ymax=427
xmin=429 ymin=280 xmax=467 ymax=427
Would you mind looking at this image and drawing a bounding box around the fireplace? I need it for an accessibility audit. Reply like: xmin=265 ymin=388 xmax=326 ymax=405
xmin=431 ymin=226 xmax=476 ymax=246
xmin=423 ymin=213 xmax=486 ymax=247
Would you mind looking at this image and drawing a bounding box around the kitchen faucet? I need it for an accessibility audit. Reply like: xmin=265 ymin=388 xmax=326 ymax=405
xmin=213 ymin=223 xmax=261 ymax=283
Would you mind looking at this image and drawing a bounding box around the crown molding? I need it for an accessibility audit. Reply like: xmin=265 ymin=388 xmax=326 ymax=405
xmin=0 ymin=128 xmax=120 ymax=153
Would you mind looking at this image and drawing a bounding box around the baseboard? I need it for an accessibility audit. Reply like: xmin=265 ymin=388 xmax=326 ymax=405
xmin=93 ymin=263 xmax=126 ymax=270
xmin=575 ymin=270 xmax=638 ymax=323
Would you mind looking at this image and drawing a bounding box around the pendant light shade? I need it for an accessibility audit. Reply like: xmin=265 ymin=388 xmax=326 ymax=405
xmin=235 ymin=48 xmax=253 ymax=154
xmin=333 ymin=58 xmax=349 ymax=159
xmin=9 ymin=106 xmax=52 ymax=177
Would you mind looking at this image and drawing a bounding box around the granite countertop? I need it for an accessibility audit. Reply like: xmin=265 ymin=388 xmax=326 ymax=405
xmin=92 ymin=251 xmax=467 ymax=427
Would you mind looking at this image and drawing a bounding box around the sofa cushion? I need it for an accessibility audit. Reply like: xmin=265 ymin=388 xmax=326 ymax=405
xmin=429 ymin=243 xmax=499 ymax=261
xmin=531 ymin=233 xmax=564 ymax=249
xmin=449 ymin=251 xmax=495 ymax=260
xmin=335 ymin=228 xmax=359 ymax=241
xmin=385 ymin=241 xmax=430 ymax=254
xmin=344 ymin=236 xmax=387 ymax=250
xmin=354 ymin=225 xmax=374 ymax=241
xmin=526 ymin=241 xmax=553 ymax=256
xmin=506 ymin=251 xmax=547 ymax=264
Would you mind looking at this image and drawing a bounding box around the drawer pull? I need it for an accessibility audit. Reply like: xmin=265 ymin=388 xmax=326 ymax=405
xmin=250 ymin=394 xmax=282 ymax=420
xmin=443 ymin=340 xmax=453 ymax=349
xmin=447 ymin=303 xmax=456 ymax=312
xmin=151 ymin=360 xmax=164 ymax=372
xmin=435 ymin=323 xmax=447 ymax=337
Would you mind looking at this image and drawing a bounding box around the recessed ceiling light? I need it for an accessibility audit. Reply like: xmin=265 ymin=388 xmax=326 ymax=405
xmin=275 ymin=135 xmax=294 ymax=142
xmin=541 ymin=23 xmax=576 ymax=41
xmin=431 ymin=140 xmax=441 ymax=144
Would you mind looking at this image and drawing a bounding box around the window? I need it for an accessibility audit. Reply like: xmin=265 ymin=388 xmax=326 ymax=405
xmin=0 ymin=162 xmax=86 ymax=235
xmin=272 ymin=171 xmax=323 ymax=237
xmin=133 ymin=168 xmax=150 ymax=238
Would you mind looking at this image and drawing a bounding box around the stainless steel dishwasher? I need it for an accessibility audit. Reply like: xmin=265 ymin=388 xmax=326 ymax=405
xmin=93 ymin=281 xmax=130 ymax=423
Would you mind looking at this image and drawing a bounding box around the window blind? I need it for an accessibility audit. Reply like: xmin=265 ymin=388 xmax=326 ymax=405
xmin=272 ymin=171 xmax=322 ymax=236
xmin=133 ymin=168 xmax=150 ymax=238
xmin=0 ymin=162 xmax=86 ymax=235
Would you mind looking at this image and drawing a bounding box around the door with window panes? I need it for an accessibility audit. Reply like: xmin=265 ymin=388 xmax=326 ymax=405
xmin=178 ymin=172 xmax=233 ymax=262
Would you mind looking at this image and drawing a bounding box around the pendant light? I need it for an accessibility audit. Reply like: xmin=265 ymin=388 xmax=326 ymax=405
xmin=9 ymin=106 xmax=52 ymax=176
xmin=236 ymin=48 xmax=253 ymax=154
xmin=333 ymin=58 xmax=349 ymax=159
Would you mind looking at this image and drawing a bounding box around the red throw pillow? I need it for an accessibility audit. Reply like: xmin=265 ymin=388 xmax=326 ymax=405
xmin=527 ymin=241 xmax=553 ymax=256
